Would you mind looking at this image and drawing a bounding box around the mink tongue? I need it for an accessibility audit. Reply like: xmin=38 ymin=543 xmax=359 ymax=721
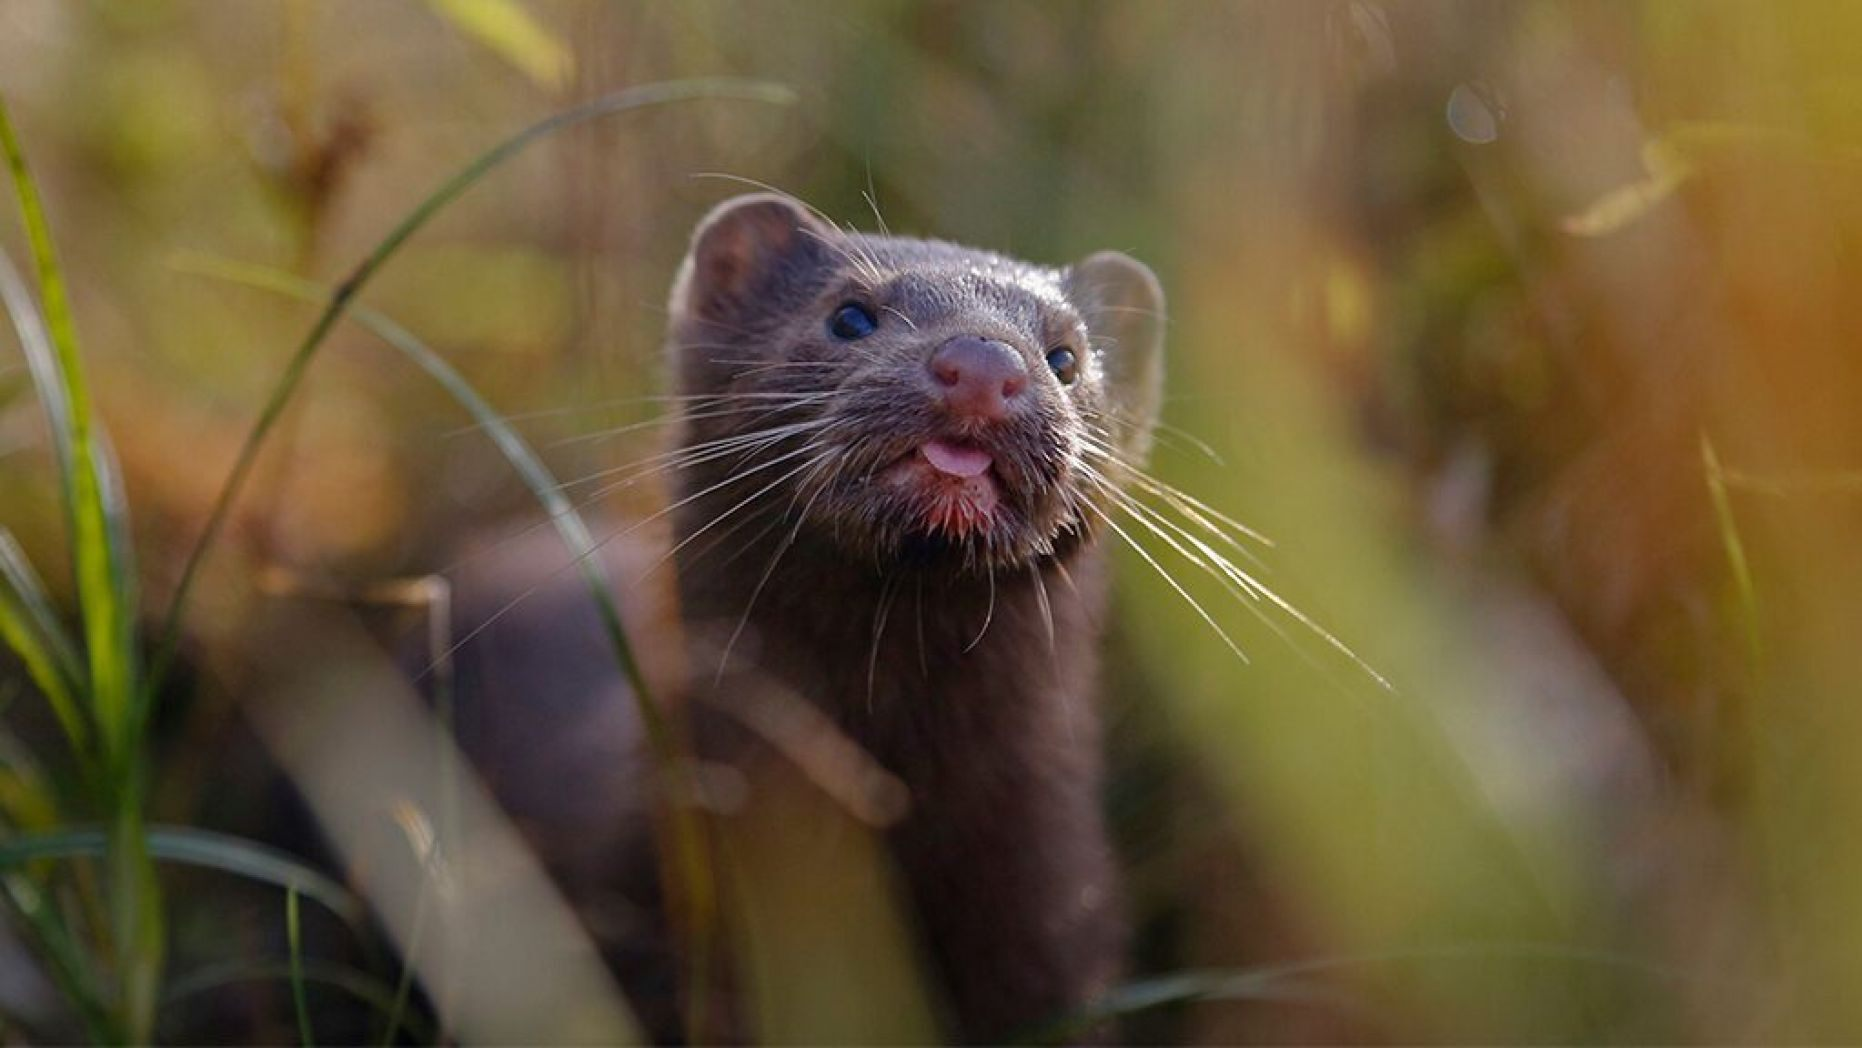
xmin=921 ymin=439 xmax=993 ymax=478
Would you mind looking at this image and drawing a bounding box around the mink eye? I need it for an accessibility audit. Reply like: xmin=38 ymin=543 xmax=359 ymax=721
xmin=1045 ymin=346 xmax=1079 ymax=385
xmin=829 ymin=302 xmax=879 ymax=340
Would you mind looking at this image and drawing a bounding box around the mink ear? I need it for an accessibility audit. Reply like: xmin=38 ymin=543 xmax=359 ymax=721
xmin=671 ymin=193 xmax=832 ymax=327
xmin=1067 ymin=251 xmax=1166 ymax=458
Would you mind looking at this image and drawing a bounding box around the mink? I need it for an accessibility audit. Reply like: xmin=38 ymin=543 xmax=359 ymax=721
xmin=451 ymin=193 xmax=1167 ymax=1043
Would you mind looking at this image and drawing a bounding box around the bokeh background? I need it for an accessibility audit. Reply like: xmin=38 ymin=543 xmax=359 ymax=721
xmin=6 ymin=1 xmax=1862 ymax=1042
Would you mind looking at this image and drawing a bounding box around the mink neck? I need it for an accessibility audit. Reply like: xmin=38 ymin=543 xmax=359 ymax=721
xmin=672 ymin=508 xmax=1108 ymax=766
xmin=669 ymin=468 xmax=1123 ymax=1043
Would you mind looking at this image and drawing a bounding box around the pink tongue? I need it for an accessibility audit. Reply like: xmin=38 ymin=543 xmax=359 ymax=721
xmin=921 ymin=439 xmax=993 ymax=478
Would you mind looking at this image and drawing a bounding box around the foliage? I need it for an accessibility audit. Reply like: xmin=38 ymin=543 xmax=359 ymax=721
xmin=0 ymin=69 xmax=787 ymax=1042
xmin=5 ymin=1 xmax=1862 ymax=1043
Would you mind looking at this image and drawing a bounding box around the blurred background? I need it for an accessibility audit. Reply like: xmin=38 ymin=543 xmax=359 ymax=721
xmin=5 ymin=0 xmax=1862 ymax=1042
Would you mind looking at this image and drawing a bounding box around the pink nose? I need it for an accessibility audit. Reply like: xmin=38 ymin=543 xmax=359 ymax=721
xmin=928 ymin=336 xmax=1028 ymax=422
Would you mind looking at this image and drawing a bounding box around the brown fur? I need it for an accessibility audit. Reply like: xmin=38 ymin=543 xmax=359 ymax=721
xmin=454 ymin=193 xmax=1166 ymax=1042
xmin=664 ymin=194 xmax=1163 ymax=1040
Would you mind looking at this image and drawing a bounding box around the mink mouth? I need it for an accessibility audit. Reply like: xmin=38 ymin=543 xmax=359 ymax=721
xmin=794 ymin=407 xmax=1077 ymax=569
xmin=878 ymin=438 xmax=1006 ymax=539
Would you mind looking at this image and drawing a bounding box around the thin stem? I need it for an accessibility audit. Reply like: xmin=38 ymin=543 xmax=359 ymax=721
xmin=147 ymin=76 xmax=793 ymax=700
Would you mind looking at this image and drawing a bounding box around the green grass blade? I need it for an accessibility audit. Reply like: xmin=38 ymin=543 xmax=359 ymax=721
xmin=0 ymin=723 xmax=64 ymax=831
xmin=1019 ymin=946 xmax=1702 ymax=1045
xmin=1701 ymin=434 xmax=1763 ymax=668
xmin=379 ymin=860 xmax=431 ymax=1048
xmin=1 ymin=873 xmax=118 ymax=1041
xmin=0 ymin=99 xmax=141 ymax=762
xmin=147 ymin=76 xmax=794 ymax=699
xmin=1 ymin=95 xmax=159 ymax=1041
xmin=163 ymin=83 xmax=795 ymax=1042
xmin=167 ymin=254 xmax=666 ymax=721
xmin=0 ymin=228 xmax=74 ymax=492
xmin=108 ymin=803 xmax=164 ymax=1043
xmin=175 ymin=250 xmax=727 ymax=1040
xmin=0 ymin=825 xmax=364 ymax=929
xmin=425 ymin=0 xmax=572 ymax=89
xmin=1018 ymin=968 xmax=1347 ymax=1044
xmin=163 ymin=958 xmax=435 ymax=1043
xmin=0 ymin=528 xmax=88 ymax=752
xmin=287 ymin=886 xmax=314 ymax=1048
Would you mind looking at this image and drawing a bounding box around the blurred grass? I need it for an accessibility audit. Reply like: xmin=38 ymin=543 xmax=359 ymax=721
xmin=0 ymin=825 xmax=361 ymax=925
xmin=285 ymin=886 xmax=310 ymax=1047
xmin=149 ymin=76 xmax=794 ymax=696
xmin=143 ymin=81 xmax=790 ymax=1039
xmin=3 ymin=0 xmax=1862 ymax=1042
xmin=425 ymin=0 xmax=573 ymax=90
xmin=0 ymin=69 xmax=787 ymax=1041
xmin=1 ymin=91 xmax=162 ymax=1042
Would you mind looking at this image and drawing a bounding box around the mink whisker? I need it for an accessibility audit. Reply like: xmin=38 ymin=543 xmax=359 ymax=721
xmin=867 ymin=575 xmax=901 ymax=713
xmin=439 ymin=392 xmax=696 ymax=437
xmin=964 ymin=564 xmax=997 ymax=653
xmin=713 ymin=453 xmax=848 ymax=684
xmin=879 ymin=305 xmax=918 ymax=332
xmin=1081 ymin=406 xmax=1226 ymax=465
xmin=1078 ymin=430 xmax=1273 ymax=556
xmin=441 ymin=389 xmax=832 ymax=439
xmin=1029 ymin=563 xmax=1076 ymax=745
xmin=914 ymin=575 xmax=929 ymax=680
xmin=424 ymin=438 xmax=841 ymax=680
xmin=688 ymin=172 xmax=891 ymax=288
xmin=1082 ymin=501 xmax=1251 ymax=663
xmin=649 ymin=445 xmax=840 ymax=579
xmin=1031 ymin=561 xmax=1057 ymax=656
xmin=1050 ymin=558 xmax=1082 ymax=603
xmin=555 ymin=417 xmax=831 ymax=492
xmin=862 ymin=178 xmax=891 ymax=239
xmin=673 ymin=497 xmax=789 ymax=587
xmin=800 ymin=225 xmax=886 ymax=289
xmin=712 ymin=359 xmax=852 ymax=377
xmin=435 ymin=422 xmax=822 ymax=581
xmin=1083 ymin=468 xmax=1391 ymax=691
xmin=1082 ymin=469 xmax=1264 ymax=605
xmin=834 ymin=217 xmax=890 ymax=289
xmin=685 ymin=446 xmax=842 ymax=582
xmin=1091 ymin=303 xmax=1170 ymax=321
xmin=550 ymin=397 xmax=833 ymax=449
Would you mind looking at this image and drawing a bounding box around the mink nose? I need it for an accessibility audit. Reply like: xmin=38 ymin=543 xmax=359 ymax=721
xmin=928 ymin=336 xmax=1028 ymax=422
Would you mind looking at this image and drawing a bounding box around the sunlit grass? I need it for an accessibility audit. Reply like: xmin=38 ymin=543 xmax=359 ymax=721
xmin=6 ymin=1 xmax=1862 ymax=1042
xmin=0 ymin=79 xmax=790 ymax=1043
xmin=1 ymin=92 xmax=165 ymax=1042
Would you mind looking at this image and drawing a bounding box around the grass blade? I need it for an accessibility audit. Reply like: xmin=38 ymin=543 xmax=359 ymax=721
xmin=159 ymin=78 xmax=796 ymax=1044
xmin=1701 ymin=434 xmax=1763 ymax=668
xmin=1 ymin=872 xmax=118 ymax=1041
xmin=174 ymin=251 xmax=726 ymax=1040
xmin=0 ymin=825 xmax=364 ymax=928
xmin=162 ymin=959 xmax=435 ymax=1043
xmin=287 ymin=886 xmax=314 ymax=1048
xmin=0 ymin=527 xmax=88 ymax=752
xmin=1020 ymin=945 xmax=1702 ymax=1045
xmin=1 ymin=94 xmax=160 ymax=1040
xmin=0 ymin=225 xmax=74 ymax=500
xmin=108 ymin=807 xmax=164 ymax=1044
xmin=379 ymin=859 xmax=431 ymax=1048
xmin=0 ymin=100 xmax=141 ymax=759
xmin=146 ymin=80 xmax=797 ymax=1030
xmin=166 ymin=254 xmax=665 ymax=719
xmin=425 ymin=0 xmax=572 ymax=89
xmin=148 ymin=76 xmax=794 ymax=698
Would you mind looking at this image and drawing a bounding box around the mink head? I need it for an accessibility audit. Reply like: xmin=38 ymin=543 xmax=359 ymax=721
xmin=666 ymin=193 xmax=1165 ymax=574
